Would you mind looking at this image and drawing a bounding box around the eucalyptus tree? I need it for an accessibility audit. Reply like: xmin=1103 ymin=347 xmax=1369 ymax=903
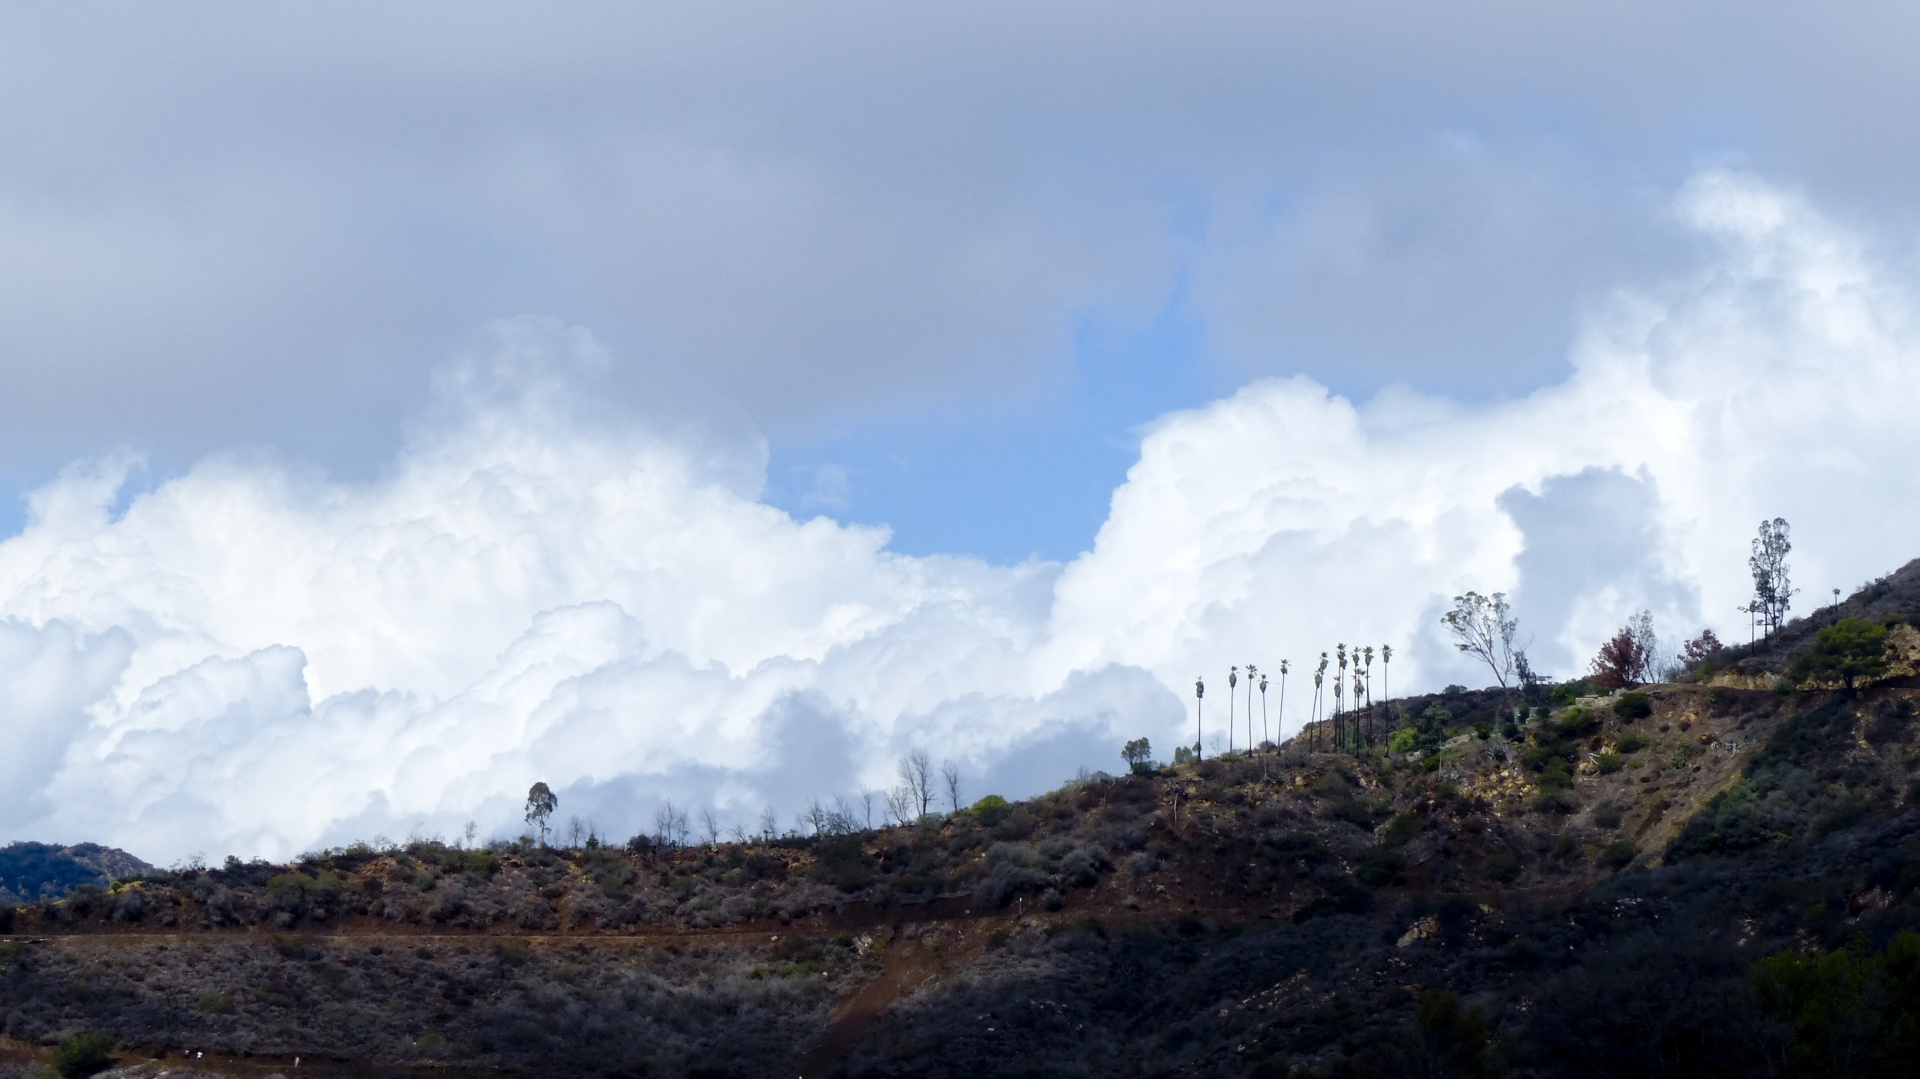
xmin=1750 ymin=518 xmax=1796 ymax=639
xmin=524 ymin=782 xmax=558 ymax=847
xmin=1442 ymin=591 xmax=1521 ymax=715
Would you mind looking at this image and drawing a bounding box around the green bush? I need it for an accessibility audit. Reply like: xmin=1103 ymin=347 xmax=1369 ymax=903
xmin=1614 ymin=731 xmax=1651 ymax=754
xmin=1598 ymin=838 xmax=1637 ymax=868
xmin=1594 ymin=751 xmax=1625 ymax=775
xmin=968 ymin=794 xmax=1010 ymax=826
xmin=1354 ymin=845 xmax=1405 ymax=887
xmin=1388 ymin=726 xmax=1417 ymax=754
xmin=1483 ymin=850 xmax=1521 ymax=883
xmin=53 ymin=1032 xmax=115 ymax=1078
xmin=1378 ymin=811 xmax=1423 ymax=848
xmin=1613 ymin=691 xmax=1653 ymax=720
xmin=1790 ymin=617 xmax=1891 ymax=689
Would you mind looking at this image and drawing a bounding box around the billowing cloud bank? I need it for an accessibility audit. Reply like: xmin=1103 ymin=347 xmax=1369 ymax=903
xmin=4 ymin=172 xmax=1918 ymax=861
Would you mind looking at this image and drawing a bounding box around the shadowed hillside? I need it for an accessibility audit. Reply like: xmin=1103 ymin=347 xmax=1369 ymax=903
xmin=10 ymin=603 xmax=1920 ymax=1075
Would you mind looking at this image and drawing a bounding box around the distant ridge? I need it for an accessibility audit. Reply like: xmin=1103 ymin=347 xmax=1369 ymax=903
xmin=0 ymin=841 xmax=152 ymax=903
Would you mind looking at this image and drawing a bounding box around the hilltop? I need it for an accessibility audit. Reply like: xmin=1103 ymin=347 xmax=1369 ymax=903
xmin=8 ymin=594 xmax=1920 ymax=1075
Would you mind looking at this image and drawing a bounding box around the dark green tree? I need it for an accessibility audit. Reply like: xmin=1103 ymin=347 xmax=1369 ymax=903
xmin=524 ymin=781 xmax=558 ymax=846
xmin=1121 ymin=737 xmax=1153 ymax=774
xmin=1791 ymin=617 xmax=1890 ymax=689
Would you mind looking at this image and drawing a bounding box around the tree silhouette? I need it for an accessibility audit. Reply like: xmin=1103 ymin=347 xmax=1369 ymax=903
xmin=1227 ymin=666 xmax=1238 ymax=755
xmin=1257 ymin=669 xmax=1269 ymax=750
xmin=524 ymin=782 xmax=557 ymax=847
xmin=1381 ymin=643 xmax=1394 ymax=724
xmin=1750 ymin=518 xmax=1796 ymax=639
xmin=1312 ymin=653 xmax=1328 ymax=751
xmin=1362 ymin=645 xmax=1375 ymax=745
xmin=1442 ymin=591 xmax=1520 ymax=713
xmin=1193 ymin=676 xmax=1205 ymax=762
xmin=1245 ymin=662 xmax=1259 ymax=754
xmin=1335 ymin=644 xmax=1349 ymax=751
xmin=1277 ymin=659 xmax=1289 ymax=751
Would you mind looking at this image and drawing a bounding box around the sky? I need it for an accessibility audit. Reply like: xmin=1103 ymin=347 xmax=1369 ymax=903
xmin=5 ymin=3 xmax=1920 ymax=860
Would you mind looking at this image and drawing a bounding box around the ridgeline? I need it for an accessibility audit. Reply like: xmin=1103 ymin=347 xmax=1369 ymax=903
xmin=10 ymin=564 xmax=1920 ymax=1077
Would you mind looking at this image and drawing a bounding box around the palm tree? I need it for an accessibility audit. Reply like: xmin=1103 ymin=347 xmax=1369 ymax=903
xmin=1194 ymin=676 xmax=1205 ymax=762
xmin=1277 ymin=659 xmax=1289 ymax=751
xmin=1362 ymin=645 xmax=1376 ymax=745
xmin=1359 ymin=664 xmax=1374 ymax=748
xmin=1312 ymin=652 xmax=1328 ymax=751
xmin=1246 ymin=662 xmax=1259 ymax=754
xmin=1258 ymin=669 xmax=1269 ymax=750
xmin=1335 ymin=644 xmax=1348 ymax=750
xmin=1227 ymin=666 xmax=1238 ymax=756
xmin=1381 ymin=643 xmax=1393 ymax=723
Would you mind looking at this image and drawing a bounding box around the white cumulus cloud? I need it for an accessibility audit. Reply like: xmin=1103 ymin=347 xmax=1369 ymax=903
xmin=2 ymin=172 xmax=1916 ymax=862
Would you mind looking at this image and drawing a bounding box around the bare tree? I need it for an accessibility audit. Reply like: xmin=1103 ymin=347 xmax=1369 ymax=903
xmin=461 ymin=820 xmax=478 ymax=850
xmin=1750 ymin=518 xmax=1796 ymax=639
xmin=831 ymin=794 xmax=863 ymax=834
xmin=653 ymin=799 xmax=689 ymax=848
xmin=885 ymin=785 xmax=916 ymax=826
xmin=759 ymin=805 xmax=779 ymax=841
xmin=861 ymin=790 xmax=876 ymax=830
xmin=941 ymin=760 xmax=962 ymax=814
xmin=1442 ymin=592 xmax=1520 ymax=709
xmin=801 ymin=798 xmax=832 ymax=836
xmin=898 ymin=750 xmax=934 ymax=818
xmin=524 ymin=782 xmax=558 ymax=847
xmin=728 ymin=821 xmax=750 ymax=844
xmin=699 ymin=806 xmax=721 ymax=847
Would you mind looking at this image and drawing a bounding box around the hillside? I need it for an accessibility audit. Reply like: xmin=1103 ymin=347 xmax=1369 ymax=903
xmin=0 ymin=845 xmax=152 ymax=908
xmin=8 ymin=636 xmax=1920 ymax=1074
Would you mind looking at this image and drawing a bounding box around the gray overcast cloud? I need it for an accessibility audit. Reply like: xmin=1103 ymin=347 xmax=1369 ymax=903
xmin=3 ymin=1 xmax=1920 ymax=480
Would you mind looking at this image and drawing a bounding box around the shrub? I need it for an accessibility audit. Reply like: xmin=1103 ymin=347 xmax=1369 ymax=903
xmin=1613 ymin=691 xmax=1653 ymax=720
xmin=1594 ymin=751 xmax=1625 ymax=775
xmin=1057 ymin=845 xmax=1110 ymax=887
xmin=1592 ymin=803 xmax=1626 ymax=829
xmin=1790 ymin=618 xmax=1891 ymax=689
xmin=968 ymin=795 xmax=1010 ymax=826
xmin=1598 ymin=839 xmax=1637 ymax=868
xmin=1354 ymin=845 xmax=1405 ymax=887
xmin=1388 ymin=727 xmax=1417 ymax=754
xmin=1614 ymin=731 xmax=1651 ymax=754
xmin=53 ymin=1033 xmax=114 ymax=1078
xmin=1483 ymin=851 xmax=1521 ymax=883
